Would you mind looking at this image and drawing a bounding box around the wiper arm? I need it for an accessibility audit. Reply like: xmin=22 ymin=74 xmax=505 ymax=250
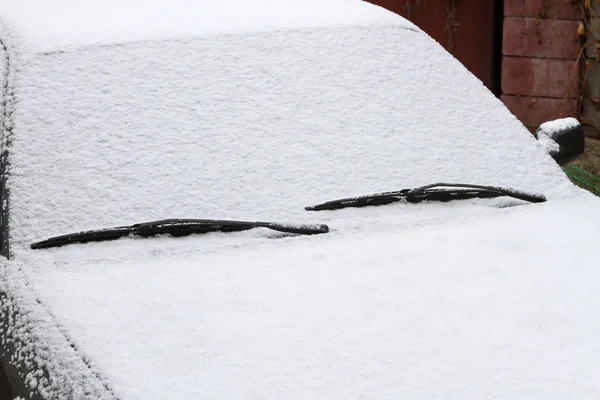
xmin=306 ymin=183 xmax=546 ymax=211
xmin=31 ymin=218 xmax=330 ymax=249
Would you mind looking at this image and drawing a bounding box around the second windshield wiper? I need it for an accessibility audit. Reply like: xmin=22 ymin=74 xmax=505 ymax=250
xmin=305 ymin=183 xmax=546 ymax=211
xmin=31 ymin=218 xmax=330 ymax=249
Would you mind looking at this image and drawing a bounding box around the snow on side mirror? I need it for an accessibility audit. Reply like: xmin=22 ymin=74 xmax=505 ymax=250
xmin=535 ymin=117 xmax=584 ymax=166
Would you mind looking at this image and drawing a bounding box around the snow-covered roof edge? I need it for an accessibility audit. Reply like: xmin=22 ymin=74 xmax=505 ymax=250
xmin=0 ymin=0 xmax=416 ymax=55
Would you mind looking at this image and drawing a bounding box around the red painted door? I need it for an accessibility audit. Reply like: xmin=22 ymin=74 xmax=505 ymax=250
xmin=365 ymin=0 xmax=498 ymax=92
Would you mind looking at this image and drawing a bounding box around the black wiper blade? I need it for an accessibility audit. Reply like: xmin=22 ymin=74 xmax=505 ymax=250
xmin=305 ymin=183 xmax=546 ymax=211
xmin=31 ymin=218 xmax=329 ymax=249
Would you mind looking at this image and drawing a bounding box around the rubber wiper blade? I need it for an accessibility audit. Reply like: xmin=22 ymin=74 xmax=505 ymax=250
xmin=31 ymin=218 xmax=329 ymax=249
xmin=305 ymin=183 xmax=546 ymax=211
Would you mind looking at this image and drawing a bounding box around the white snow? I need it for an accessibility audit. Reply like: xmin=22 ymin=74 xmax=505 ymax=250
xmin=16 ymin=195 xmax=600 ymax=399
xmin=536 ymin=117 xmax=580 ymax=154
xmin=536 ymin=132 xmax=561 ymax=155
xmin=0 ymin=0 xmax=410 ymax=54
xmin=536 ymin=117 xmax=579 ymax=154
xmin=4 ymin=24 xmax=575 ymax=251
xmin=538 ymin=116 xmax=580 ymax=134
xmin=1 ymin=1 xmax=598 ymax=399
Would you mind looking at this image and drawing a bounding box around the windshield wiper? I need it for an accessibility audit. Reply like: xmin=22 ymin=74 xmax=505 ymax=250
xmin=31 ymin=218 xmax=330 ymax=249
xmin=305 ymin=183 xmax=546 ymax=211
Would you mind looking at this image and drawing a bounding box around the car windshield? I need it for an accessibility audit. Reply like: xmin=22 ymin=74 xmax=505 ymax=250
xmin=3 ymin=19 xmax=573 ymax=255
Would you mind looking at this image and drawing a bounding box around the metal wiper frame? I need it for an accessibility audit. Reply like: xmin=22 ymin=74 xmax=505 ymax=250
xmin=305 ymin=183 xmax=547 ymax=211
xmin=31 ymin=218 xmax=329 ymax=249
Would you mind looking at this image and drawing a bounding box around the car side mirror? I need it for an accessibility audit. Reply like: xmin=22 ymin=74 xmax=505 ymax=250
xmin=535 ymin=117 xmax=584 ymax=166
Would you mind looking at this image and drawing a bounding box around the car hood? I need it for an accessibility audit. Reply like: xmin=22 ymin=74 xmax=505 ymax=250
xmin=3 ymin=192 xmax=600 ymax=399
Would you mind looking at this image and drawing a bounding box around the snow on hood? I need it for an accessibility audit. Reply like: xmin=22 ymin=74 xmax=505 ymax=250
xmin=12 ymin=195 xmax=600 ymax=399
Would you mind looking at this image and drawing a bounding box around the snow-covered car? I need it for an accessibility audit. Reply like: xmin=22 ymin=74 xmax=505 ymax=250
xmin=1 ymin=1 xmax=598 ymax=399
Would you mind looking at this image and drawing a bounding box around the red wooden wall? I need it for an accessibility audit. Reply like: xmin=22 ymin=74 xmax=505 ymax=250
xmin=365 ymin=0 xmax=584 ymax=130
xmin=501 ymin=0 xmax=582 ymax=130
xmin=365 ymin=0 xmax=498 ymax=91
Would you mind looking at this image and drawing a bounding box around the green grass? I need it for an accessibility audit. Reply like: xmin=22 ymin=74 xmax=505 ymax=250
xmin=563 ymin=164 xmax=600 ymax=196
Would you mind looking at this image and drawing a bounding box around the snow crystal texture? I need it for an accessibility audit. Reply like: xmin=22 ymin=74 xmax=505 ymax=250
xmin=0 ymin=2 xmax=593 ymax=398
xmin=8 ymin=26 xmax=570 ymax=249
xmin=0 ymin=0 xmax=410 ymax=54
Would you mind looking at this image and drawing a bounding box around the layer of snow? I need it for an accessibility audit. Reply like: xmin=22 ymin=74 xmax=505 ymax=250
xmin=536 ymin=117 xmax=581 ymax=155
xmin=15 ymin=194 xmax=600 ymax=399
xmin=538 ymin=117 xmax=580 ymax=134
xmin=0 ymin=39 xmax=6 ymax=140
xmin=6 ymin=25 xmax=574 ymax=252
xmin=0 ymin=2 xmax=594 ymax=398
xmin=0 ymin=0 xmax=410 ymax=53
